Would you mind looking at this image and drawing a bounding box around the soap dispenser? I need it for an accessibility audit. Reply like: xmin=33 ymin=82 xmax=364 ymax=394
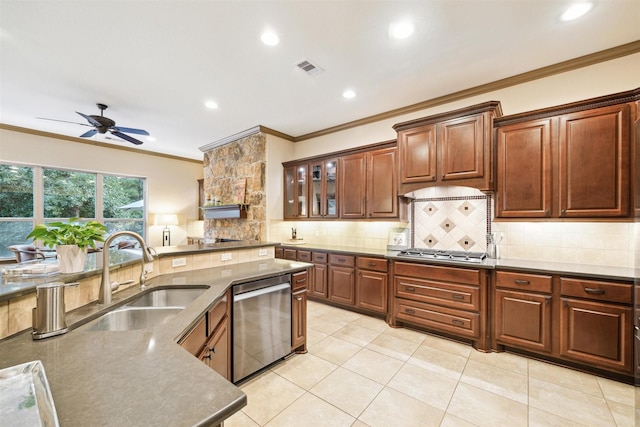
xmin=32 ymin=282 xmax=77 ymax=340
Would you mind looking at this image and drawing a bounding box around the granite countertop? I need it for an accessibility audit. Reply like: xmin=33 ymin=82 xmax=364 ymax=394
xmin=278 ymin=242 xmax=636 ymax=281
xmin=0 ymin=258 xmax=312 ymax=427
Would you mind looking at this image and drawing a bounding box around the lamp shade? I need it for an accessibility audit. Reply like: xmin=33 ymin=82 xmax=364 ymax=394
xmin=154 ymin=213 xmax=179 ymax=226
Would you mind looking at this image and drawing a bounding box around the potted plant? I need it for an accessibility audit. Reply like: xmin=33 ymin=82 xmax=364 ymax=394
xmin=26 ymin=218 xmax=107 ymax=273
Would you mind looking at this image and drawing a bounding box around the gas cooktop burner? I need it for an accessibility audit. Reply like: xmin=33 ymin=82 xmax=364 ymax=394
xmin=397 ymin=248 xmax=487 ymax=263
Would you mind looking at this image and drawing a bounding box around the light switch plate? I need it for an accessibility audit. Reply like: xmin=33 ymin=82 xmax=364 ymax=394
xmin=171 ymin=257 xmax=187 ymax=267
xmin=221 ymin=253 xmax=232 ymax=261
xmin=258 ymin=249 xmax=268 ymax=257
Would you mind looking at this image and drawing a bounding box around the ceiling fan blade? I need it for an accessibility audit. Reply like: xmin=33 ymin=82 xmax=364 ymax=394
xmin=110 ymin=130 xmax=144 ymax=145
xmin=76 ymin=111 xmax=102 ymax=127
xmin=79 ymin=129 xmax=98 ymax=138
xmin=112 ymin=126 xmax=150 ymax=136
xmin=36 ymin=117 xmax=92 ymax=127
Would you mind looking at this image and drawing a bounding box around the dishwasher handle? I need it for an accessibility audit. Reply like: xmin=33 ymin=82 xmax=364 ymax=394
xmin=233 ymin=282 xmax=291 ymax=302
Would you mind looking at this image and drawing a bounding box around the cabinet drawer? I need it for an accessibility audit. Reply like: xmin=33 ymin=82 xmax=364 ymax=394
xmin=292 ymin=270 xmax=309 ymax=291
xmin=560 ymin=278 xmax=632 ymax=304
xmin=283 ymin=248 xmax=297 ymax=260
xmin=297 ymin=250 xmax=311 ymax=262
xmin=394 ymin=298 xmax=480 ymax=339
xmin=180 ymin=316 xmax=207 ymax=357
xmin=496 ymin=271 xmax=552 ymax=293
xmin=395 ymin=276 xmax=480 ymax=311
xmin=329 ymin=253 xmax=355 ymax=267
xmin=208 ymin=293 xmax=229 ymax=336
xmin=393 ymin=261 xmax=481 ymax=286
xmin=312 ymin=252 xmax=328 ymax=263
xmin=357 ymin=256 xmax=388 ymax=272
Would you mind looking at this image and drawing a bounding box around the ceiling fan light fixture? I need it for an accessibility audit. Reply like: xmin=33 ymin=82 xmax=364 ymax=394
xmin=561 ymin=2 xmax=593 ymax=21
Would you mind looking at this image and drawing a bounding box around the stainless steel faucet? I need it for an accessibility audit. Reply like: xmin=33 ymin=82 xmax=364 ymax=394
xmin=98 ymin=231 xmax=155 ymax=305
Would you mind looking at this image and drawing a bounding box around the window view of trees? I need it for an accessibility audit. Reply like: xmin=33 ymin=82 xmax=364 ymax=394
xmin=0 ymin=163 xmax=146 ymax=259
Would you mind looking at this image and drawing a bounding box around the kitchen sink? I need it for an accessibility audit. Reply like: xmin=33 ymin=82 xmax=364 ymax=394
xmin=126 ymin=287 xmax=207 ymax=308
xmin=84 ymin=307 xmax=183 ymax=332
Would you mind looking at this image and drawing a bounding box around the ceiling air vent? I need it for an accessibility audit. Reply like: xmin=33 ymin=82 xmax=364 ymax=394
xmin=296 ymin=59 xmax=323 ymax=75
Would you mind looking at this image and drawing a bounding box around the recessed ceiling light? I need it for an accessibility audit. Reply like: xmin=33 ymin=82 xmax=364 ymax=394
xmin=146 ymin=136 xmax=156 ymax=142
xmin=561 ymin=2 xmax=593 ymax=21
xmin=205 ymin=100 xmax=218 ymax=109
xmin=388 ymin=20 xmax=414 ymax=40
xmin=261 ymin=31 xmax=279 ymax=46
xmin=342 ymin=89 xmax=356 ymax=99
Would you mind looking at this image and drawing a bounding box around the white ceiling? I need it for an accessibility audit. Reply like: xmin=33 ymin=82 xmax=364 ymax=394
xmin=1 ymin=1 xmax=638 ymax=160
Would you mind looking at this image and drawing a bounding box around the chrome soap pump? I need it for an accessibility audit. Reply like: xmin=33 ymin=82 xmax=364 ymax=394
xmin=32 ymin=282 xmax=78 ymax=340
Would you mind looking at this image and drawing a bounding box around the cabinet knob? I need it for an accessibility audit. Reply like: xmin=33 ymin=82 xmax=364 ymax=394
xmin=561 ymin=209 xmax=566 ymax=215
xmin=209 ymin=346 xmax=216 ymax=353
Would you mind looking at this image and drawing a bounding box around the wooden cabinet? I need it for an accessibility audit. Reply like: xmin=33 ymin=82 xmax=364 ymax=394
xmin=283 ymin=163 xmax=308 ymax=219
xmin=634 ymin=111 xmax=640 ymax=216
xmin=179 ymin=291 xmax=231 ymax=381
xmin=495 ymin=118 xmax=553 ymax=218
xmin=310 ymin=158 xmax=339 ymax=218
xmin=391 ymin=261 xmax=488 ymax=350
xmin=394 ymin=101 xmax=502 ymax=193
xmin=558 ymin=104 xmax=630 ymax=217
xmin=341 ymin=147 xmax=401 ymax=219
xmin=328 ymin=254 xmax=356 ymax=306
xmin=310 ymin=252 xmax=328 ymax=299
xmin=494 ymin=271 xmax=553 ymax=353
xmin=291 ymin=270 xmax=308 ymax=353
xmin=356 ymin=256 xmax=388 ymax=314
xmin=495 ymin=90 xmax=638 ymax=219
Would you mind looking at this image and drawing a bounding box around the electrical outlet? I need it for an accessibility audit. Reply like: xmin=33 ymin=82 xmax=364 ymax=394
xmin=171 ymin=257 xmax=187 ymax=267
xmin=221 ymin=253 xmax=232 ymax=261
xmin=258 ymin=249 xmax=268 ymax=257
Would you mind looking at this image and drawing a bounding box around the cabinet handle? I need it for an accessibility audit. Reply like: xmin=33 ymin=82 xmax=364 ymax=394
xmin=452 ymin=319 xmax=465 ymax=326
xmin=451 ymin=294 xmax=465 ymax=300
xmin=338 ymin=258 xmax=345 ymax=263
xmin=545 ymin=209 xmax=550 ymax=216
xmin=405 ymin=308 xmax=415 ymax=314
xmin=296 ymin=278 xmax=306 ymax=283
xmin=442 ymin=174 xmax=445 ymax=180
xmin=209 ymin=346 xmax=216 ymax=354
xmin=367 ymin=262 xmax=377 ymax=267
xmin=295 ymin=297 xmax=303 ymax=301
xmin=514 ymin=279 xmax=530 ymax=285
xmin=405 ymin=286 xmax=416 ymax=292
xmin=561 ymin=209 xmax=566 ymax=215
xmin=584 ymin=287 xmax=605 ymax=295
xmin=545 ymin=297 xmax=551 ymax=305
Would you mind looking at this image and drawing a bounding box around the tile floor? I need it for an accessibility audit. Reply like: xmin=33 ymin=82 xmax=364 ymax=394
xmin=226 ymin=301 xmax=637 ymax=427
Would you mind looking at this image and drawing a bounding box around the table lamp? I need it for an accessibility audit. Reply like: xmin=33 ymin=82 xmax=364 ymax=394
xmin=155 ymin=213 xmax=179 ymax=246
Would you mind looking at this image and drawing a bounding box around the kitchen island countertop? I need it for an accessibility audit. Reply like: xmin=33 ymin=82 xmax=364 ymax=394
xmin=0 ymin=257 xmax=312 ymax=427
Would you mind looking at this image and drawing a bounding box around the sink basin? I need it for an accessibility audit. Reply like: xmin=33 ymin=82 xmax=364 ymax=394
xmin=85 ymin=307 xmax=183 ymax=332
xmin=126 ymin=287 xmax=207 ymax=308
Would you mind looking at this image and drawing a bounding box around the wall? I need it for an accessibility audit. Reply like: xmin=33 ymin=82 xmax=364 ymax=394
xmin=0 ymin=127 xmax=203 ymax=247
xmin=268 ymin=53 xmax=640 ymax=269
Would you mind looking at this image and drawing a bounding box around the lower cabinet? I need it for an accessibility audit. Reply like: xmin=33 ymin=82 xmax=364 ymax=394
xmin=291 ymin=270 xmax=309 ymax=353
xmin=356 ymin=256 xmax=388 ymax=314
xmin=328 ymin=254 xmax=356 ymax=305
xmin=179 ymin=290 xmax=231 ymax=381
xmin=311 ymin=252 xmax=328 ymax=299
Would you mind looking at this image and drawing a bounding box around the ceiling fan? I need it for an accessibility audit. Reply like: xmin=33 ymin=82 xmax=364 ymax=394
xmin=38 ymin=103 xmax=150 ymax=145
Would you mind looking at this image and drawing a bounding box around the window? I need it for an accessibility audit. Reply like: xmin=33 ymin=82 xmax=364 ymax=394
xmin=0 ymin=163 xmax=147 ymax=259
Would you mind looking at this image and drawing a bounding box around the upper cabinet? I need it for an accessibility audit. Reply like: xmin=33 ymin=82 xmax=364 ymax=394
xmin=495 ymin=88 xmax=639 ymax=220
xmin=284 ymin=163 xmax=308 ymax=219
xmin=283 ymin=141 xmax=404 ymax=221
xmin=394 ymin=101 xmax=502 ymax=194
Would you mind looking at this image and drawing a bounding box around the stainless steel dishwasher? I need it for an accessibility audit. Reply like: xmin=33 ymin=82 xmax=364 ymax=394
xmin=232 ymin=274 xmax=291 ymax=382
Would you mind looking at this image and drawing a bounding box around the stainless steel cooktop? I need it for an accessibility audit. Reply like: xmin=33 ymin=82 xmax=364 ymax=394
xmin=396 ymin=248 xmax=487 ymax=263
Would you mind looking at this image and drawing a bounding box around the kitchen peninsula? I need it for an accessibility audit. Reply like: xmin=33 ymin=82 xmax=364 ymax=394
xmin=0 ymin=241 xmax=312 ymax=426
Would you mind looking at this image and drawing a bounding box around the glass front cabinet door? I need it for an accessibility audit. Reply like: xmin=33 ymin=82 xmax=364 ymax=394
xmin=310 ymin=158 xmax=339 ymax=219
xmin=284 ymin=164 xmax=308 ymax=219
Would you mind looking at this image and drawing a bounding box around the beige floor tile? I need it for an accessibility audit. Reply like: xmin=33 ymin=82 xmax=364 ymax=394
xmin=332 ymin=323 xmax=383 ymax=347
xmin=350 ymin=420 xmax=372 ymax=427
xmin=528 ymin=407 xmax=587 ymax=427
xmin=350 ymin=315 xmax=389 ymax=333
xmin=407 ymin=344 xmax=468 ymax=380
xmin=225 ymin=410 xmax=260 ymax=427
xmin=529 ymin=377 xmax=616 ymax=426
xmin=240 ymin=371 xmax=305 ymax=425
xmin=386 ymin=363 xmax=457 ymax=411
xmin=308 ymin=335 xmax=362 ymax=365
xmin=596 ymin=376 xmax=635 ymax=406
xmin=264 ymin=392 xmax=354 ymax=427
xmin=467 ymin=349 xmax=528 ymax=375
xmin=420 ymin=334 xmax=473 ymax=359
xmin=330 ymin=308 xmax=363 ymax=322
xmin=528 ymin=359 xmax=602 ymax=396
xmin=342 ymin=348 xmax=404 ymax=385
xmin=460 ymin=359 xmax=528 ymax=404
xmin=272 ymin=353 xmax=337 ymax=390
xmin=305 ymin=327 xmax=329 ymax=347
xmin=310 ymin=367 xmax=383 ymax=417
xmin=607 ymin=401 xmax=636 ymax=427
xmin=382 ymin=325 xmax=427 ymax=344
xmin=447 ymin=382 xmax=528 ymax=427
xmin=365 ymin=332 xmax=420 ymax=361
xmin=439 ymin=413 xmax=478 ymax=427
xmin=358 ymin=387 xmax=444 ymax=427
xmin=308 ymin=315 xmax=351 ymax=335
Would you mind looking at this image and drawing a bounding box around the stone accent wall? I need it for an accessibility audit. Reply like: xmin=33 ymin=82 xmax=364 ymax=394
xmin=203 ymin=133 xmax=266 ymax=241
